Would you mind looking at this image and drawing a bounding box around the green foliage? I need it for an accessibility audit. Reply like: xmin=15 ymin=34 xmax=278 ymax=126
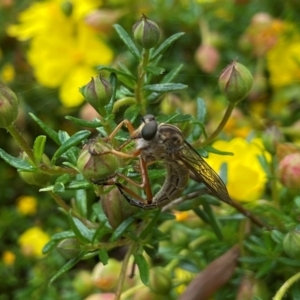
xmin=1 ymin=1 xmax=300 ymax=299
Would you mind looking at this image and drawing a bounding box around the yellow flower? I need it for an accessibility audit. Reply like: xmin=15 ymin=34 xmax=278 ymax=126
xmin=2 ymin=251 xmax=16 ymax=266
xmin=206 ymin=138 xmax=270 ymax=202
xmin=18 ymin=227 xmax=50 ymax=258
xmin=266 ymin=25 xmax=300 ymax=88
xmin=16 ymin=195 xmax=37 ymax=216
xmin=7 ymin=0 xmax=113 ymax=107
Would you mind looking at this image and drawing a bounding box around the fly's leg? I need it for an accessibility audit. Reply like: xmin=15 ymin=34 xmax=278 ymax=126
xmin=115 ymin=183 xmax=159 ymax=210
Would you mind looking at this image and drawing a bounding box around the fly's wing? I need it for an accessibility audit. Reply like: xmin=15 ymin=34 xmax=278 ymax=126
xmin=177 ymin=141 xmax=232 ymax=204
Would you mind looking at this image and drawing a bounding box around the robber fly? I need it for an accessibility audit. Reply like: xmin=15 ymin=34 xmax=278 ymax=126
xmin=115 ymin=114 xmax=232 ymax=209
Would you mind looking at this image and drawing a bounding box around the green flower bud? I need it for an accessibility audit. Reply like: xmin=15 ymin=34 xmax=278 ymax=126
xmin=19 ymin=153 xmax=52 ymax=186
xmin=148 ymin=267 xmax=172 ymax=295
xmin=92 ymin=259 xmax=122 ymax=291
xmin=72 ymin=271 xmax=94 ymax=297
xmin=262 ymin=125 xmax=283 ymax=154
xmin=218 ymin=60 xmax=253 ymax=104
xmin=80 ymin=74 xmax=112 ymax=113
xmin=278 ymin=153 xmax=300 ymax=189
xmin=57 ymin=238 xmax=81 ymax=259
xmin=60 ymin=1 xmax=73 ymax=17
xmin=77 ymin=138 xmax=119 ymax=181
xmin=0 ymin=84 xmax=19 ymax=128
xmin=283 ymin=229 xmax=300 ymax=258
xmin=101 ymin=187 xmax=138 ymax=229
xmin=133 ymin=15 xmax=160 ymax=49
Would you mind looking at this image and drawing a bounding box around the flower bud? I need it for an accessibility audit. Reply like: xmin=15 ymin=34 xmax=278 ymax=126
xmin=276 ymin=143 xmax=300 ymax=162
xmin=101 ymin=186 xmax=138 ymax=229
xmin=57 ymin=238 xmax=81 ymax=259
xmin=283 ymin=229 xmax=300 ymax=258
xmin=262 ymin=125 xmax=283 ymax=154
xmin=60 ymin=1 xmax=73 ymax=17
xmin=92 ymin=260 xmax=122 ymax=291
xmin=278 ymin=153 xmax=300 ymax=189
xmin=84 ymin=293 xmax=115 ymax=300
xmin=19 ymin=153 xmax=52 ymax=186
xmin=72 ymin=271 xmax=94 ymax=297
xmin=195 ymin=44 xmax=220 ymax=73
xmin=236 ymin=273 xmax=270 ymax=300
xmin=133 ymin=15 xmax=160 ymax=49
xmin=219 ymin=60 xmax=253 ymax=104
xmin=148 ymin=267 xmax=172 ymax=295
xmin=80 ymin=74 xmax=112 ymax=113
xmin=77 ymin=138 xmax=119 ymax=181
xmin=0 ymin=83 xmax=19 ymax=128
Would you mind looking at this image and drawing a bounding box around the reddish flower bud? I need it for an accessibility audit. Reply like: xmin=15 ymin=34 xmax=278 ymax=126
xmin=219 ymin=60 xmax=253 ymax=104
xmin=101 ymin=187 xmax=138 ymax=229
xmin=195 ymin=44 xmax=220 ymax=73
xmin=133 ymin=15 xmax=160 ymax=49
xmin=278 ymin=153 xmax=300 ymax=189
xmin=92 ymin=260 xmax=122 ymax=291
xmin=80 ymin=74 xmax=112 ymax=113
xmin=77 ymin=138 xmax=119 ymax=181
xmin=0 ymin=83 xmax=18 ymax=128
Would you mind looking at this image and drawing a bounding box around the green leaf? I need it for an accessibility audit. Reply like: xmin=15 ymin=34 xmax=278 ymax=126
xmin=202 ymin=202 xmax=223 ymax=240
xmin=162 ymin=64 xmax=184 ymax=83
xmin=256 ymin=260 xmax=276 ymax=278
xmin=65 ymin=116 xmax=102 ymax=128
xmin=75 ymin=188 xmax=87 ymax=218
xmin=110 ymin=216 xmax=136 ymax=242
xmin=143 ymin=83 xmax=187 ymax=93
xmin=196 ymin=97 xmax=206 ymax=123
xmin=49 ymin=252 xmax=85 ymax=286
xmin=105 ymin=72 xmax=118 ymax=114
xmin=144 ymin=65 xmax=165 ymax=76
xmin=51 ymin=230 xmax=76 ymax=240
xmin=98 ymin=248 xmax=109 ymax=265
xmin=92 ymin=221 xmax=110 ymax=243
xmin=151 ymin=32 xmax=185 ymax=60
xmin=98 ymin=66 xmax=135 ymax=89
xmin=134 ymin=253 xmax=149 ymax=285
xmin=68 ymin=214 xmax=94 ymax=243
xmin=124 ymin=104 xmax=142 ymax=123
xmin=53 ymin=182 xmax=65 ymax=193
xmin=205 ymin=145 xmax=234 ymax=156
xmin=160 ymin=113 xmax=192 ymax=123
xmin=33 ymin=135 xmax=46 ymax=164
xmin=66 ymin=181 xmax=91 ymax=190
xmin=113 ymin=24 xmax=140 ymax=59
xmin=271 ymin=230 xmax=285 ymax=243
xmin=277 ymin=257 xmax=300 ymax=267
xmin=92 ymin=203 xmax=108 ymax=223
xmin=0 ymin=148 xmax=33 ymax=170
xmin=140 ymin=210 xmax=161 ymax=240
xmin=42 ymin=239 xmax=57 ymax=254
xmin=51 ymin=130 xmax=90 ymax=163
xmin=29 ymin=113 xmax=60 ymax=145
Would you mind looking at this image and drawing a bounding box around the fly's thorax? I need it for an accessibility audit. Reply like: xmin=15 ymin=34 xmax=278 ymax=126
xmin=157 ymin=124 xmax=185 ymax=154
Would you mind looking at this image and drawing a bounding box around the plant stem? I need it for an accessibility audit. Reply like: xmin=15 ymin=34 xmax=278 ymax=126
xmin=113 ymin=97 xmax=137 ymax=113
xmin=7 ymin=123 xmax=35 ymax=163
xmin=273 ymin=271 xmax=300 ymax=300
xmin=135 ymin=49 xmax=150 ymax=115
xmin=115 ymin=242 xmax=136 ymax=300
xmin=202 ymin=102 xmax=235 ymax=146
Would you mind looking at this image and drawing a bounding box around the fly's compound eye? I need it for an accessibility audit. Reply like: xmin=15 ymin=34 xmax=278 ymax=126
xmin=141 ymin=120 xmax=158 ymax=141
